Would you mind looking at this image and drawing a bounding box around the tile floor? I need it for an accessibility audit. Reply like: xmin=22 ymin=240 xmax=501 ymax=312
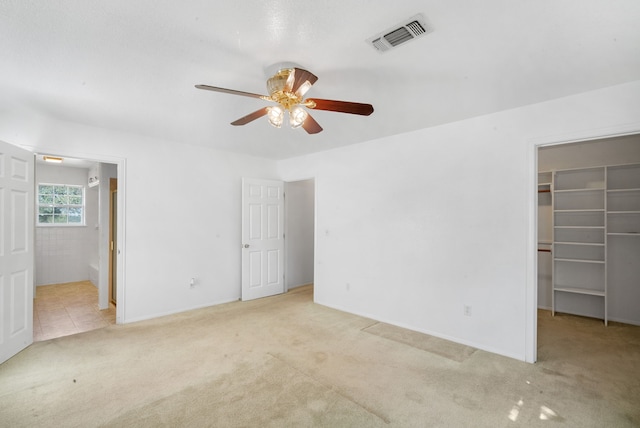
xmin=33 ymin=281 xmax=116 ymax=342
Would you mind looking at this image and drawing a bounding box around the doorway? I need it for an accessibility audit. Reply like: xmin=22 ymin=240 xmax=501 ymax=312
xmin=33 ymin=156 xmax=120 ymax=341
xmin=285 ymin=179 xmax=315 ymax=294
xmin=240 ymin=177 xmax=315 ymax=301
xmin=534 ymin=133 xmax=640 ymax=359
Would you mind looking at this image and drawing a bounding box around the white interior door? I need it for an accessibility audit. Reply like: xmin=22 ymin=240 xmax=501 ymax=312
xmin=0 ymin=141 xmax=34 ymax=364
xmin=242 ymin=178 xmax=285 ymax=301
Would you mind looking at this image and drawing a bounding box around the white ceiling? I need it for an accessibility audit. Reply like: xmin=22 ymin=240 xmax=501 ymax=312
xmin=2 ymin=1 xmax=640 ymax=160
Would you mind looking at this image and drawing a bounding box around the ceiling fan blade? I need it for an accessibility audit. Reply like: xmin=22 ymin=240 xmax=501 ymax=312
xmin=301 ymin=113 xmax=323 ymax=134
xmin=290 ymin=68 xmax=318 ymax=97
xmin=306 ymin=98 xmax=374 ymax=116
xmin=195 ymin=84 xmax=269 ymax=100
xmin=230 ymin=107 xmax=269 ymax=126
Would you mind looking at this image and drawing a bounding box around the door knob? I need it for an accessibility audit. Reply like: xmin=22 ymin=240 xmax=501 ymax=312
xmin=243 ymin=244 xmax=250 ymax=248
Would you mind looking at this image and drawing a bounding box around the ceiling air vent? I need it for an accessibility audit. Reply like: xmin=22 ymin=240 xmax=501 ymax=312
xmin=367 ymin=14 xmax=432 ymax=53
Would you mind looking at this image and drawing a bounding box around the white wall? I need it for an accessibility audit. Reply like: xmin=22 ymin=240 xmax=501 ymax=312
xmin=285 ymin=179 xmax=315 ymax=289
xmin=279 ymin=80 xmax=640 ymax=361
xmin=35 ymin=163 xmax=99 ymax=286
xmin=4 ymin=78 xmax=640 ymax=361
xmin=0 ymin=115 xmax=278 ymax=323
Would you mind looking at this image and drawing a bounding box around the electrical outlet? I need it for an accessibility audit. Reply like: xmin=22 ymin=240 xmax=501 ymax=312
xmin=464 ymin=305 xmax=472 ymax=316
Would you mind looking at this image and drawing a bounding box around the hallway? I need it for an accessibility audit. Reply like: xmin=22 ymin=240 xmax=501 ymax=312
xmin=33 ymin=281 xmax=116 ymax=342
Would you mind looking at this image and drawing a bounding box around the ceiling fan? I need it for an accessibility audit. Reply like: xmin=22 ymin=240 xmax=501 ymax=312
xmin=196 ymin=67 xmax=374 ymax=134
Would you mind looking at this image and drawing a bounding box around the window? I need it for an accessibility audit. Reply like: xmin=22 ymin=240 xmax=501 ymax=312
xmin=37 ymin=184 xmax=85 ymax=225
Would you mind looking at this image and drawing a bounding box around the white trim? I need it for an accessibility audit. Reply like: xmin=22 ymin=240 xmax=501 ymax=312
xmin=525 ymin=142 xmax=538 ymax=363
xmin=21 ymin=144 xmax=128 ymax=324
xmin=116 ymin=160 xmax=126 ymax=323
xmin=529 ymin=123 xmax=640 ymax=147
xmin=317 ymin=300 xmax=525 ymax=361
xmin=123 ymin=297 xmax=238 ymax=324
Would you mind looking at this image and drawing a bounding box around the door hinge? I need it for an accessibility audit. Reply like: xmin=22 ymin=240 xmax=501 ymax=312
xmin=110 ymin=241 xmax=114 ymax=251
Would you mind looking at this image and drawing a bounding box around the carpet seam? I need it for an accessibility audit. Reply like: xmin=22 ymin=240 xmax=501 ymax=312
xmin=266 ymin=352 xmax=391 ymax=424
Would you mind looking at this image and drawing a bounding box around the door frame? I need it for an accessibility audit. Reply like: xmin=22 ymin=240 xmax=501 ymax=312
xmin=527 ymin=122 xmax=640 ymax=363
xmin=108 ymin=178 xmax=117 ymax=306
xmin=283 ymin=178 xmax=316 ymax=294
xmin=27 ymin=145 xmax=127 ymax=324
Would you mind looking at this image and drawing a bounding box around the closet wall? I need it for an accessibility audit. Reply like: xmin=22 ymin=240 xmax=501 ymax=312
xmin=285 ymin=179 xmax=315 ymax=290
xmin=538 ymin=134 xmax=640 ymax=325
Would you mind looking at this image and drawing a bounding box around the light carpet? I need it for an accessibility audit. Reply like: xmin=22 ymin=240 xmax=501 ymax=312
xmin=1 ymin=285 xmax=639 ymax=427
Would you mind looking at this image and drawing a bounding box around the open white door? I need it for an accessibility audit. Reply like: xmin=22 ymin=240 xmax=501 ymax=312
xmin=242 ymin=178 xmax=285 ymax=301
xmin=0 ymin=141 xmax=34 ymax=364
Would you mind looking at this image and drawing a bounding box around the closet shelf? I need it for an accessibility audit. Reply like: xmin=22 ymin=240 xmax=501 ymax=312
xmin=538 ymin=183 xmax=552 ymax=193
xmin=554 ymin=258 xmax=605 ymax=264
xmin=554 ymin=226 xmax=604 ymax=229
xmin=555 ymin=209 xmax=605 ymax=213
xmin=546 ymin=163 xmax=640 ymax=326
xmin=607 ymin=188 xmax=640 ymax=193
xmin=554 ymin=188 xmax=604 ymax=193
xmin=554 ymin=287 xmax=605 ymax=297
xmin=554 ymin=241 xmax=604 ymax=246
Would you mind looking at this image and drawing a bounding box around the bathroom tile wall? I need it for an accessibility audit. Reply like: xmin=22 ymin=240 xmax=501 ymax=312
xmin=35 ymin=226 xmax=92 ymax=284
xmin=35 ymin=163 xmax=99 ymax=286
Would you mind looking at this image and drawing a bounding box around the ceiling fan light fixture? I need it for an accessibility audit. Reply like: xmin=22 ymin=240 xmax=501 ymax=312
xmin=267 ymin=105 xmax=284 ymax=128
xmin=296 ymin=81 xmax=312 ymax=97
xmin=289 ymin=106 xmax=308 ymax=129
xmin=267 ymin=69 xmax=293 ymax=95
xmin=196 ymin=66 xmax=373 ymax=134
